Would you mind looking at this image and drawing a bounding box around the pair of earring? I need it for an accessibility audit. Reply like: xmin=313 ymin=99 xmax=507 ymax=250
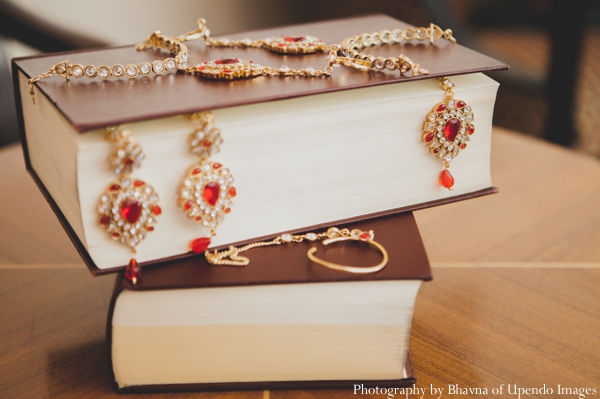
xmin=97 ymin=112 xmax=235 ymax=283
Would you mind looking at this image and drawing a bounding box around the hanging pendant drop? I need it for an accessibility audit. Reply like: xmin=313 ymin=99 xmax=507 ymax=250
xmin=439 ymin=169 xmax=454 ymax=190
xmin=125 ymin=258 xmax=141 ymax=284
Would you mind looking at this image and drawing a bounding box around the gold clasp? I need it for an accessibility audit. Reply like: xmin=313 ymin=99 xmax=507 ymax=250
xmin=429 ymin=23 xmax=456 ymax=44
xmin=335 ymin=57 xmax=372 ymax=71
xmin=176 ymin=18 xmax=210 ymax=42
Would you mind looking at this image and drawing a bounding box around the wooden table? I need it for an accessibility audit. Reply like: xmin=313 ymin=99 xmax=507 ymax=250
xmin=1 ymin=127 xmax=599 ymax=398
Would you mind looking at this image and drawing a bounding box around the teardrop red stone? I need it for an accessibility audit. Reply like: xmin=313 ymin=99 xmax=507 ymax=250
xmin=190 ymin=237 xmax=211 ymax=253
xmin=152 ymin=205 xmax=162 ymax=216
xmin=100 ymin=215 xmax=110 ymax=225
xmin=229 ymin=187 xmax=237 ymax=197
xmin=125 ymin=258 xmax=141 ymax=284
xmin=120 ymin=199 xmax=141 ymax=223
xmin=110 ymin=184 xmax=121 ymax=191
xmin=203 ymin=182 xmax=220 ymax=206
xmin=436 ymin=103 xmax=446 ymax=113
xmin=467 ymin=124 xmax=475 ymax=134
xmin=460 ymin=143 xmax=467 ymax=149
xmin=213 ymin=163 xmax=222 ymax=169
xmin=439 ymin=169 xmax=455 ymax=189
xmin=192 ymin=167 xmax=201 ymax=175
xmin=456 ymin=100 xmax=466 ymax=108
xmin=134 ymin=180 xmax=145 ymax=187
xmin=424 ymin=132 xmax=435 ymax=143
xmin=444 ymin=118 xmax=460 ymax=142
xmin=184 ymin=200 xmax=193 ymax=210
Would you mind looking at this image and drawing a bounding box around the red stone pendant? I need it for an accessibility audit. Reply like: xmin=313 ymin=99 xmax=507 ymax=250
xmin=180 ymin=161 xmax=236 ymax=231
xmin=422 ymin=89 xmax=475 ymax=190
xmin=98 ymin=178 xmax=160 ymax=249
xmin=124 ymin=258 xmax=141 ymax=284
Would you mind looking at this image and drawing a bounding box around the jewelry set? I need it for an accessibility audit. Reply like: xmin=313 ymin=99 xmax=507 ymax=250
xmin=29 ymin=18 xmax=476 ymax=283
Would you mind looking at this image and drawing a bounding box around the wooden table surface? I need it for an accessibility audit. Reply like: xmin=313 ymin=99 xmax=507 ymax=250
xmin=1 ymin=127 xmax=599 ymax=398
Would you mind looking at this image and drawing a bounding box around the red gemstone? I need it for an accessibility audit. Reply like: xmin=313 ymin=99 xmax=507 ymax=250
xmin=190 ymin=237 xmax=211 ymax=253
xmin=125 ymin=258 xmax=141 ymax=284
xmin=120 ymin=199 xmax=141 ymax=223
xmin=152 ymin=205 xmax=162 ymax=216
xmin=439 ymin=169 xmax=455 ymax=189
xmin=212 ymin=163 xmax=222 ymax=169
xmin=203 ymin=182 xmax=220 ymax=206
xmin=359 ymin=232 xmax=371 ymax=240
xmin=229 ymin=187 xmax=237 ymax=197
xmin=184 ymin=200 xmax=193 ymax=210
xmin=223 ymin=69 xmax=232 ymax=73
xmin=424 ymin=132 xmax=435 ymax=143
xmin=277 ymin=43 xmax=285 ymax=47
xmin=197 ymin=66 xmax=205 ymax=71
xmin=146 ymin=226 xmax=154 ymax=231
xmin=203 ymin=140 xmax=212 ymax=147
xmin=192 ymin=167 xmax=201 ymax=175
xmin=195 ymin=216 xmax=202 ymax=221
xmin=112 ymin=232 xmax=120 ymax=237
xmin=467 ymin=124 xmax=475 ymax=135
xmin=283 ymin=36 xmax=305 ymax=42
xmin=215 ymin=58 xmax=239 ymax=65
xmin=110 ymin=184 xmax=121 ymax=191
xmin=444 ymin=118 xmax=460 ymax=142
xmin=456 ymin=100 xmax=466 ymax=108
xmin=433 ymin=148 xmax=440 ymax=154
xmin=436 ymin=103 xmax=446 ymax=113
xmin=224 ymin=207 xmax=231 ymax=214
xmin=100 ymin=215 xmax=110 ymax=225
xmin=134 ymin=180 xmax=145 ymax=187
xmin=460 ymin=143 xmax=467 ymax=149
xmin=124 ymin=158 xmax=134 ymax=165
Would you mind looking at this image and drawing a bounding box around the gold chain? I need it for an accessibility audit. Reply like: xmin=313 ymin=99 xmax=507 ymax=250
xmin=205 ymin=227 xmax=363 ymax=266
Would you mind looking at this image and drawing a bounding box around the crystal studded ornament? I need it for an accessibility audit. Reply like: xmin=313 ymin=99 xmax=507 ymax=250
xmin=195 ymin=58 xmax=266 ymax=80
xmin=263 ymin=35 xmax=327 ymax=54
xmin=422 ymin=77 xmax=475 ymax=190
xmin=180 ymin=112 xmax=236 ymax=253
xmin=98 ymin=127 xmax=160 ymax=283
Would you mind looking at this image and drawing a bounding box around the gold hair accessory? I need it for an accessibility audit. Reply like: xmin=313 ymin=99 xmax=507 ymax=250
xmin=27 ymin=18 xmax=458 ymax=102
xmin=99 ymin=127 xmax=162 ymax=284
xmin=422 ymin=77 xmax=475 ymax=190
xmin=205 ymin=227 xmax=387 ymax=274
xmin=179 ymin=112 xmax=236 ymax=254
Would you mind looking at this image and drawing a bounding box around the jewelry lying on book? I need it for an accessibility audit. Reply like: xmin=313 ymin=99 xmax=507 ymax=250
xmin=26 ymin=18 xmax=457 ymax=101
xmin=334 ymin=24 xmax=456 ymax=76
xmin=98 ymin=127 xmax=162 ymax=284
xmin=205 ymin=227 xmax=388 ymax=274
xmin=422 ymin=77 xmax=475 ymax=190
xmin=179 ymin=112 xmax=236 ymax=254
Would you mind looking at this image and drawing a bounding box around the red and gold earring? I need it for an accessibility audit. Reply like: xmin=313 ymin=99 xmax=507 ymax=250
xmin=97 ymin=127 xmax=161 ymax=283
xmin=422 ymin=77 xmax=475 ymax=190
xmin=179 ymin=112 xmax=236 ymax=254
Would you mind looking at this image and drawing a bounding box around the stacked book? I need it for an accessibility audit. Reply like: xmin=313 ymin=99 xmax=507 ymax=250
xmin=12 ymin=14 xmax=506 ymax=392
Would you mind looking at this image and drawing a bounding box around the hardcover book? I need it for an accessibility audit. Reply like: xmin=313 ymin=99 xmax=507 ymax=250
xmin=12 ymin=14 xmax=507 ymax=273
xmin=107 ymin=211 xmax=430 ymax=392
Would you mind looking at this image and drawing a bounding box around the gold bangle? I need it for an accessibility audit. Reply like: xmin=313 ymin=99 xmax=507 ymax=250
xmin=306 ymin=231 xmax=388 ymax=274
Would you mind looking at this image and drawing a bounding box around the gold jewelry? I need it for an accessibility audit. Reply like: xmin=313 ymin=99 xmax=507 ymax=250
xmin=205 ymin=227 xmax=387 ymax=274
xmin=335 ymin=24 xmax=456 ymax=75
xmin=180 ymin=112 xmax=236 ymax=254
xmin=422 ymin=77 xmax=475 ymax=190
xmin=98 ymin=127 xmax=162 ymax=284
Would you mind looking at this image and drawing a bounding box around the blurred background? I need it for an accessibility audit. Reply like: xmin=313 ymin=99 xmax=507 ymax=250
xmin=1 ymin=0 xmax=599 ymax=157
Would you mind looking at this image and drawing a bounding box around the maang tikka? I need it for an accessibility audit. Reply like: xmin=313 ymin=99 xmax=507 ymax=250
xmin=422 ymin=77 xmax=475 ymax=190
xmin=179 ymin=112 xmax=236 ymax=254
xmin=98 ymin=127 xmax=162 ymax=283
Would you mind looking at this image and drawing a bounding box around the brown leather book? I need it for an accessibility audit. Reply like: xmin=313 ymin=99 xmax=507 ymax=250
xmin=12 ymin=14 xmax=507 ymax=275
xmin=107 ymin=211 xmax=430 ymax=392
